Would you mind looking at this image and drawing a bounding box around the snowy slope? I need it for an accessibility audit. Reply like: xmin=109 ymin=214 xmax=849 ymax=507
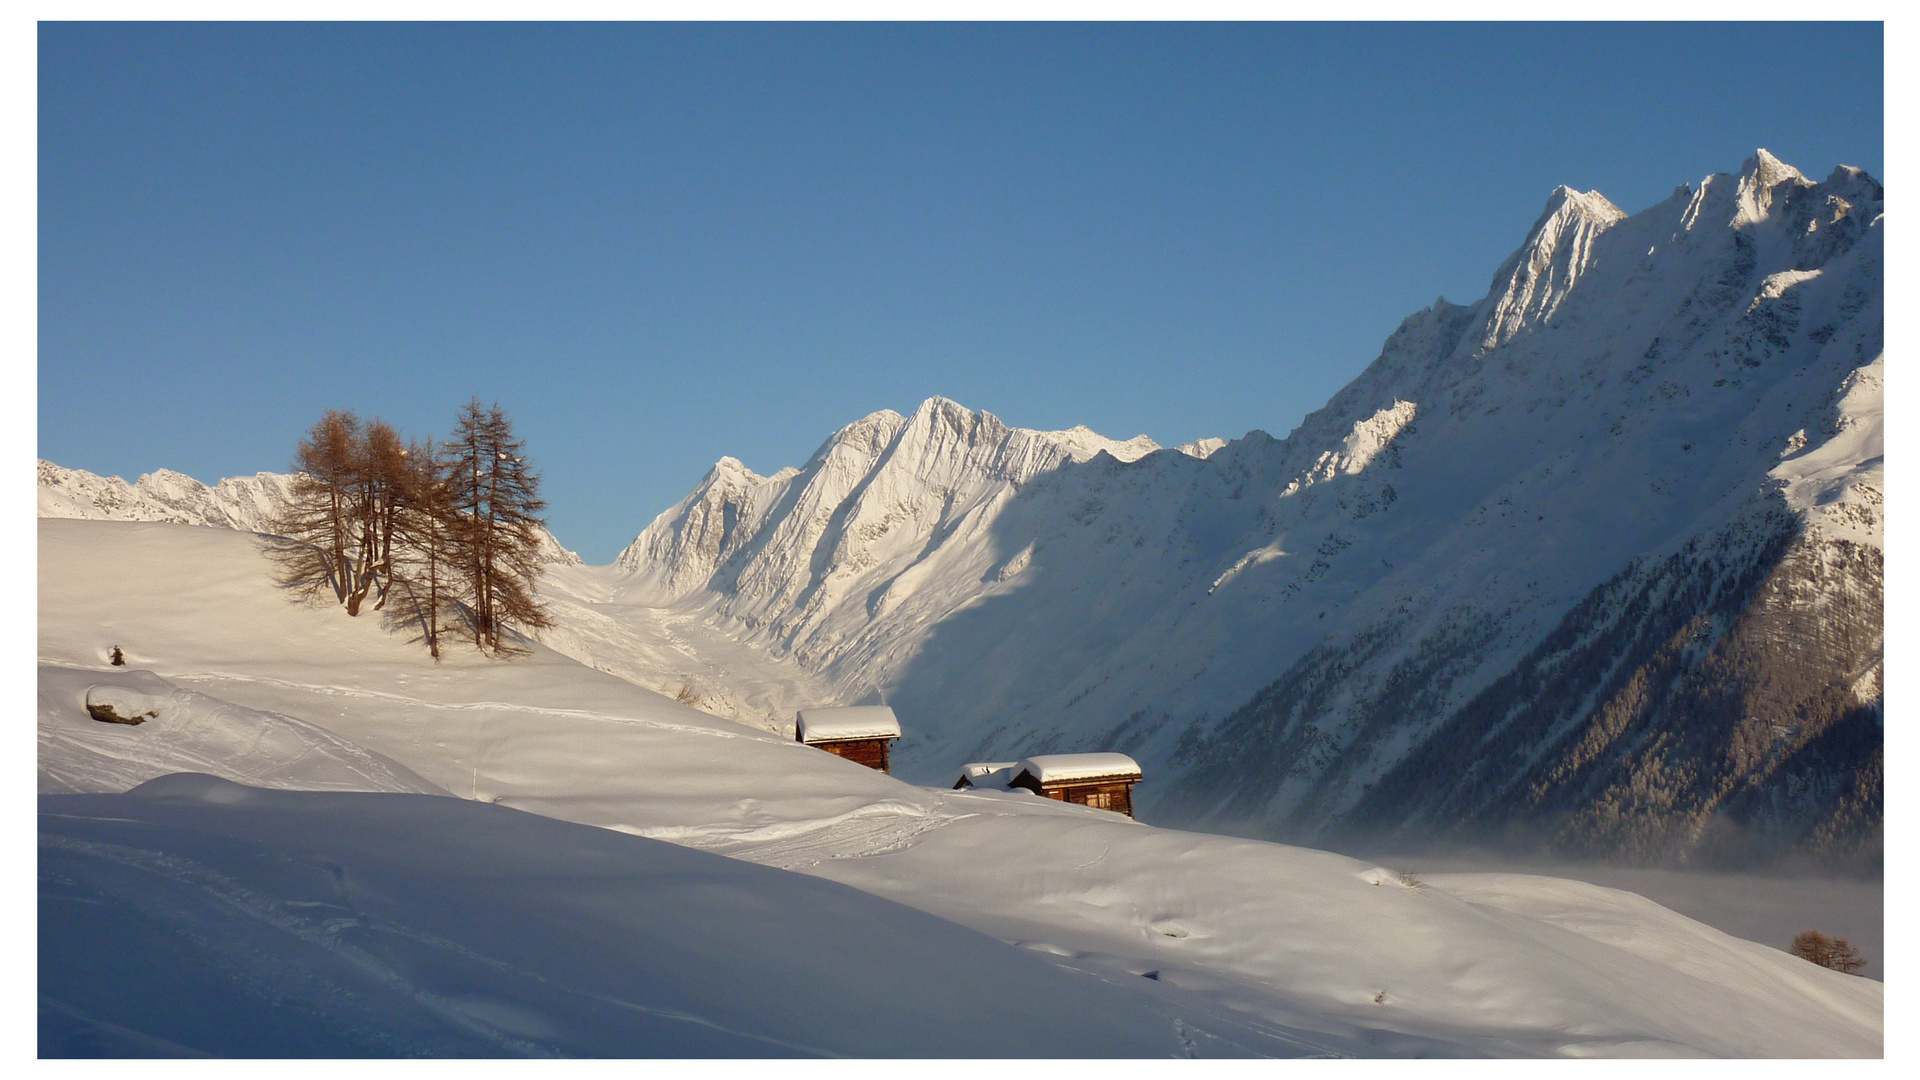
xmin=603 ymin=151 xmax=1882 ymax=867
xmin=36 ymin=519 xmax=1882 ymax=1056
xmin=39 ymin=664 xmax=444 ymax=797
xmin=43 ymin=775 xmax=1316 ymax=1058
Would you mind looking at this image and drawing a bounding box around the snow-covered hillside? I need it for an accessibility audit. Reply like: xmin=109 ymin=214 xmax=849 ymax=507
xmin=603 ymin=151 xmax=1882 ymax=869
xmin=43 ymin=775 xmax=1312 ymax=1058
xmin=37 ymin=520 xmax=1882 ymax=1056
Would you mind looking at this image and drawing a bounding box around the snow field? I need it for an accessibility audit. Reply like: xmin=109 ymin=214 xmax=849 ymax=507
xmin=36 ymin=519 xmax=1882 ymax=1056
xmin=42 ymin=775 xmax=1323 ymax=1057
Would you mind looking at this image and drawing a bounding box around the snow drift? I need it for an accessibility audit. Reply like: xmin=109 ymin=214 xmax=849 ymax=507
xmin=42 ymin=775 xmax=1318 ymax=1058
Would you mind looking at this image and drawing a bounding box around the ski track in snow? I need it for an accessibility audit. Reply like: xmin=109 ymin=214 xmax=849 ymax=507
xmin=676 ymin=797 xmax=972 ymax=869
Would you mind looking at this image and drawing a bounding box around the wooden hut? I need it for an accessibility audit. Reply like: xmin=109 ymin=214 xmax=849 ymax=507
xmin=795 ymin=706 xmax=902 ymax=773
xmin=1008 ymin=754 xmax=1143 ymax=818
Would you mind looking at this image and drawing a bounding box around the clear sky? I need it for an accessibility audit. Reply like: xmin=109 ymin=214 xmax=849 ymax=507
xmin=38 ymin=22 xmax=1883 ymax=562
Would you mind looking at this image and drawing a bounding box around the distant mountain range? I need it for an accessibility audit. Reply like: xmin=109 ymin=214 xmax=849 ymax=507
xmin=606 ymin=150 xmax=1883 ymax=870
xmin=41 ymin=151 xmax=1882 ymax=870
xmin=36 ymin=459 xmax=584 ymax=567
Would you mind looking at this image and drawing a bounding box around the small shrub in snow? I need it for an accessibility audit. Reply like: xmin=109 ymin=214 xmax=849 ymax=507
xmin=675 ymin=683 xmax=702 ymax=707
xmin=108 ymin=646 xmax=125 ymax=666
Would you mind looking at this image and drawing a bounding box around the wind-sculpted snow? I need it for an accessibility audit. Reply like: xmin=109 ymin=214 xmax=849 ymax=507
xmin=38 ymin=520 xmax=1882 ymax=1056
xmin=42 ymin=778 xmax=1324 ymax=1058
xmin=38 ymin=665 xmax=445 ymax=797
xmin=609 ymin=152 xmax=1881 ymax=868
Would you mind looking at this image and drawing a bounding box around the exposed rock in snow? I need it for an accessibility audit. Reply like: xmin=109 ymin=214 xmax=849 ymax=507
xmin=43 ymin=664 xmax=446 ymax=797
xmin=84 ymin=685 xmax=162 ymax=726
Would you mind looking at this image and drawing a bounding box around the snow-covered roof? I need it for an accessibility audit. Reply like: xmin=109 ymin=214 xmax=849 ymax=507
xmin=1014 ymin=753 xmax=1142 ymax=785
xmin=795 ymin=706 xmax=901 ymax=743
xmin=952 ymin=762 xmax=1018 ymax=789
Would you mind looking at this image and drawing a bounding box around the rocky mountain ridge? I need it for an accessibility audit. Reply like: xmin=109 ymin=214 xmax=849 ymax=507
xmin=37 ymin=460 xmax=584 ymax=567
xmin=609 ymin=150 xmax=1882 ymax=869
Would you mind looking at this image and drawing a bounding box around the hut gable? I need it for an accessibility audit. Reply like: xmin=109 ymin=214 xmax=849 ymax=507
xmin=795 ymin=706 xmax=902 ymax=774
xmin=1008 ymin=753 xmax=1143 ymax=818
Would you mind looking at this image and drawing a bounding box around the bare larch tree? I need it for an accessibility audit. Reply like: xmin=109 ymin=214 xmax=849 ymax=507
xmin=443 ymin=399 xmax=552 ymax=654
xmin=385 ymin=435 xmax=457 ymax=658
xmin=266 ymin=410 xmax=365 ymax=605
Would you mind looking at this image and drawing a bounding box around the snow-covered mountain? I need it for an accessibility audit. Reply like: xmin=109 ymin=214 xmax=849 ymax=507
xmin=38 ymin=459 xmax=300 ymax=533
xmin=37 ymin=459 xmax=585 ymax=566
xmin=609 ymin=151 xmax=1882 ymax=870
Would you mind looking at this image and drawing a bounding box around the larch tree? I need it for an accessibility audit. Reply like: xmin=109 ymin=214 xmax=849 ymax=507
xmin=1789 ymin=930 xmax=1867 ymax=975
xmin=345 ymin=418 xmax=408 ymax=616
xmin=266 ymin=410 xmax=364 ymax=605
xmin=387 ymin=436 xmax=457 ymax=659
xmin=443 ymin=399 xmax=552 ymax=654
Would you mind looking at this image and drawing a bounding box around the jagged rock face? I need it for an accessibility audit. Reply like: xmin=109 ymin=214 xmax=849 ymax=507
xmin=1188 ymin=508 xmax=1882 ymax=871
xmin=615 ymin=152 xmax=1880 ymax=869
xmin=614 ymin=397 xmax=1166 ymax=668
xmin=36 ymin=461 xmax=584 ymax=566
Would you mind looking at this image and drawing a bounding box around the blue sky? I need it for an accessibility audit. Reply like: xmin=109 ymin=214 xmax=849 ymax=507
xmin=39 ymin=22 xmax=1883 ymax=562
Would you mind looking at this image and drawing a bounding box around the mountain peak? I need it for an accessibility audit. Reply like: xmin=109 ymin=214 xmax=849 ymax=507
xmin=912 ymin=395 xmax=970 ymax=420
xmin=1473 ymin=184 xmax=1623 ymax=349
xmin=1035 ymin=423 xmax=1161 ymax=463
xmin=1741 ymin=148 xmax=1805 ymax=187
xmin=1733 ymin=149 xmax=1815 ymax=225
xmin=1542 ymin=184 xmax=1626 ymax=226
xmin=707 ymin=456 xmax=765 ymax=484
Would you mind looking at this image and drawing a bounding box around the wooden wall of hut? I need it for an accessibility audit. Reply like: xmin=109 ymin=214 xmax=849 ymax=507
xmin=815 ymin=737 xmax=892 ymax=773
xmin=1009 ymin=775 xmax=1137 ymax=819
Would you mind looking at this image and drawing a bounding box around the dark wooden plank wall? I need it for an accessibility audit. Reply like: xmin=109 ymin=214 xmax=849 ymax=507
xmin=814 ymin=737 xmax=892 ymax=773
xmin=1062 ymin=781 xmax=1135 ymax=819
xmin=1009 ymin=774 xmax=1138 ymax=819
